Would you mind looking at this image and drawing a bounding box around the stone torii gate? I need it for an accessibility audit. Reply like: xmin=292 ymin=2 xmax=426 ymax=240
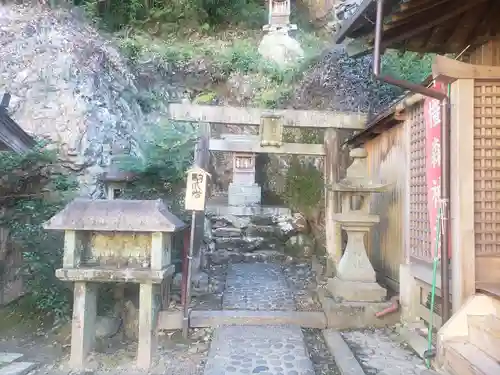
xmin=168 ymin=103 xmax=366 ymax=268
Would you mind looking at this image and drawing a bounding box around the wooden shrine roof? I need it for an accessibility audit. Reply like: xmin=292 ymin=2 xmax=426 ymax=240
xmin=333 ymin=0 xmax=500 ymax=56
xmin=44 ymin=198 xmax=187 ymax=233
xmin=0 ymin=93 xmax=35 ymax=153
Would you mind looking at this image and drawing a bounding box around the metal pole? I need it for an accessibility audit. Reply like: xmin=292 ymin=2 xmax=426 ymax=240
xmin=440 ymin=97 xmax=451 ymax=323
xmin=182 ymin=211 xmax=196 ymax=339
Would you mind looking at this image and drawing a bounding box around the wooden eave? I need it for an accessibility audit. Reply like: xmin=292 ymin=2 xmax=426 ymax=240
xmin=345 ymin=105 xmax=402 ymax=147
xmin=334 ymin=0 xmax=500 ymax=56
xmin=0 ymin=94 xmax=35 ymax=153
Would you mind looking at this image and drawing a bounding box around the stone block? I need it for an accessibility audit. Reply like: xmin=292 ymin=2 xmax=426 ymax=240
xmin=228 ymin=183 xmax=261 ymax=206
xmin=2 ymin=362 xmax=38 ymax=375
xmin=157 ymin=310 xmax=183 ymax=331
xmin=245 ymin=225 xmax=278 ymax=238
xmin=206 ymin=203 xmax=290 ymax=217
xmin=327 ymin=277 xmax=387 ymax=302
xmin=189 ymin=310 xmax=327 ymax=329
xmin=319 ymin=291 xmax=400 ymax=329
xmin=213 ymin=227 xmax=242 ymax=237
xmin=0 ymin=353 xmax=23 ymax=363
xmin=322 ymin=330 xmax=365 ymax=375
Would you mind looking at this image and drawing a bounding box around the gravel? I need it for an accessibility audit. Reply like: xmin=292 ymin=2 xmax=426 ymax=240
xmin=284 ymin=263 xmax=323 ymax=312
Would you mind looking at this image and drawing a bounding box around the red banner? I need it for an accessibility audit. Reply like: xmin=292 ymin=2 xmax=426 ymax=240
xmin=424 ymin=81 xmax=450 ymax=259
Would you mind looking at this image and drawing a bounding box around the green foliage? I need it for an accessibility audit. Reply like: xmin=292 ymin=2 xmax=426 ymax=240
xmin=122 ymin=120 xmax=197 ymax=203
xmin=382 ymin=50 xmax=434 ymax=84
xmin=283 ymin=156 xmax=323 ymax=218
xmin=0 ymin=145 xmax=78 ymax=322
xmin=79 ymin=0 xmax=266 ymax=31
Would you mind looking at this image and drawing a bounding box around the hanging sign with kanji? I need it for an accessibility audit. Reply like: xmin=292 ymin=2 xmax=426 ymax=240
xmin=424 ymin=81 xmax=448 ymax=259
xmin=185 ymin=166 xmax=210 ymax=211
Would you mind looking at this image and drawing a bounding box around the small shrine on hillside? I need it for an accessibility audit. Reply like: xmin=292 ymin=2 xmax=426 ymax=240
xmin=258 ymin=0 xmax=303 ymax=65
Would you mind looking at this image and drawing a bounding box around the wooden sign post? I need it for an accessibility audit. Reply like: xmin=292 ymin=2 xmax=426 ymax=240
xmin=183 ymin=166 xmax=210 ymax=338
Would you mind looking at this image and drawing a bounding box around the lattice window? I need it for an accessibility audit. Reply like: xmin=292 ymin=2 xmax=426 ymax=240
xmin=409 ymin=103 xmax=432 ymax=262
xmin=474 ymin=81 xmax=500 ymax=256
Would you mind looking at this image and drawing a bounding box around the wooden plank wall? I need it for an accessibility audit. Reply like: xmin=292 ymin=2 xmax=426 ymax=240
xmin=365 ymin=123 xmax=407 ymax=291
xmin=467 ymin=39 xmax=500 ymax=66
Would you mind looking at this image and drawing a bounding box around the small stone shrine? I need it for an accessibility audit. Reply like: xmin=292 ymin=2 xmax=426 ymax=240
xmin=320 ymin=148 xmax=397 ymax=328
xmin=224 ymin=134 xmax=262 ymax=207
xmin=258 ymin=0 xmax=304 ymax=65
xmin=100 ymin=149 xmax=136 ymax=199
xmin=44 ymin=199 xmax=186 ymax=369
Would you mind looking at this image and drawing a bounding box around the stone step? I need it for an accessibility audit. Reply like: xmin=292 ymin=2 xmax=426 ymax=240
xmin=0 ymin=353 xmax=24 ymax=364
xmin=0 ymin=352 xmax=38 ymax=375
xmin=444 ymin=340 xmax=499 ymax=375
xmin=158 ymin=309 xmax=326 ymax=330
xmin=2 ymin=361 xmax=38 ymax=375
xmin=322 ymin=330 xmax=365 ymax=375
xmin=208 ymin=250 xmax=287 ymax=265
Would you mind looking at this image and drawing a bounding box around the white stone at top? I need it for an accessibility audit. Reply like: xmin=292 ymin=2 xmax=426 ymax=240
xmin=259 ymin=0 xmax=303 ymax=67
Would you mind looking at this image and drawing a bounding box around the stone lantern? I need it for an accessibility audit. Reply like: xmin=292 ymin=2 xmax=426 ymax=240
xmin=100 ymin=155 xmax=137 ymax=200
xmin=328 ymin=148 xmax=389 ymax=302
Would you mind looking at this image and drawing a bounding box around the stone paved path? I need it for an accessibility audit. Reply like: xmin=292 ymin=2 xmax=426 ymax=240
xmin=223 ymin=263 xmax=295 ymax=311
xmin=204 ymin=263 xmax=315 ymax=375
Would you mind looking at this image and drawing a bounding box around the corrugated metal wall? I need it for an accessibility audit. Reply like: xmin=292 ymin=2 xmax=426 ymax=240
xmin=365 ymin=123 xmax=408 ymax=289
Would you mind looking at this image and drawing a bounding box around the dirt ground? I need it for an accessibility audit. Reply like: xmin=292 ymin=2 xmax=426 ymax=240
xmin=0 ymin=307 xmax=210 ymax=375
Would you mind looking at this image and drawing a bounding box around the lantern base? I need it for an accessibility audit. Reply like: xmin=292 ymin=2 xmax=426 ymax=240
xmin=228 ymin=183 xmax=262 ymax=207
xmin=326 ymin=277 xmax=387 ymax=302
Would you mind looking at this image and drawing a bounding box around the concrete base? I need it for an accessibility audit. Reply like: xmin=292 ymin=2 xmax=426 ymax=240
xmin=318 ymin=289 xmax=400 ymax=329
xmin=327 ymin=277 xmax=387 ymax=302
xmin=228 ymin=183 xmax=261 ymax=206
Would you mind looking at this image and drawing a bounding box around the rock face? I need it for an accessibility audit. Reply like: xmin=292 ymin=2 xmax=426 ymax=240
xmin=0 ymin=5 xmax=179 ymax=196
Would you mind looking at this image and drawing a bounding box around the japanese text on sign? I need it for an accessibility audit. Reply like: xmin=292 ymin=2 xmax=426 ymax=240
xmin=424 ymin=81 xmax=449 ymax=259
xmin=185 ymin=167 xmax=209 ymax=211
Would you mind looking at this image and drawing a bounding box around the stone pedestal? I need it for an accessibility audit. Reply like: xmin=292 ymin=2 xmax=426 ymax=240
xmin=222 ymin=134 xmax=262 ymax=207
xmin=327 ymin=278 xmax=387 ymax=302
xmin=326 ymin=215 xmax=387 ymax=302
xmin=228 ymin=183 xmax=262 ymax=206
xmin=70 ymin=282 xmax=98 ymax=369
